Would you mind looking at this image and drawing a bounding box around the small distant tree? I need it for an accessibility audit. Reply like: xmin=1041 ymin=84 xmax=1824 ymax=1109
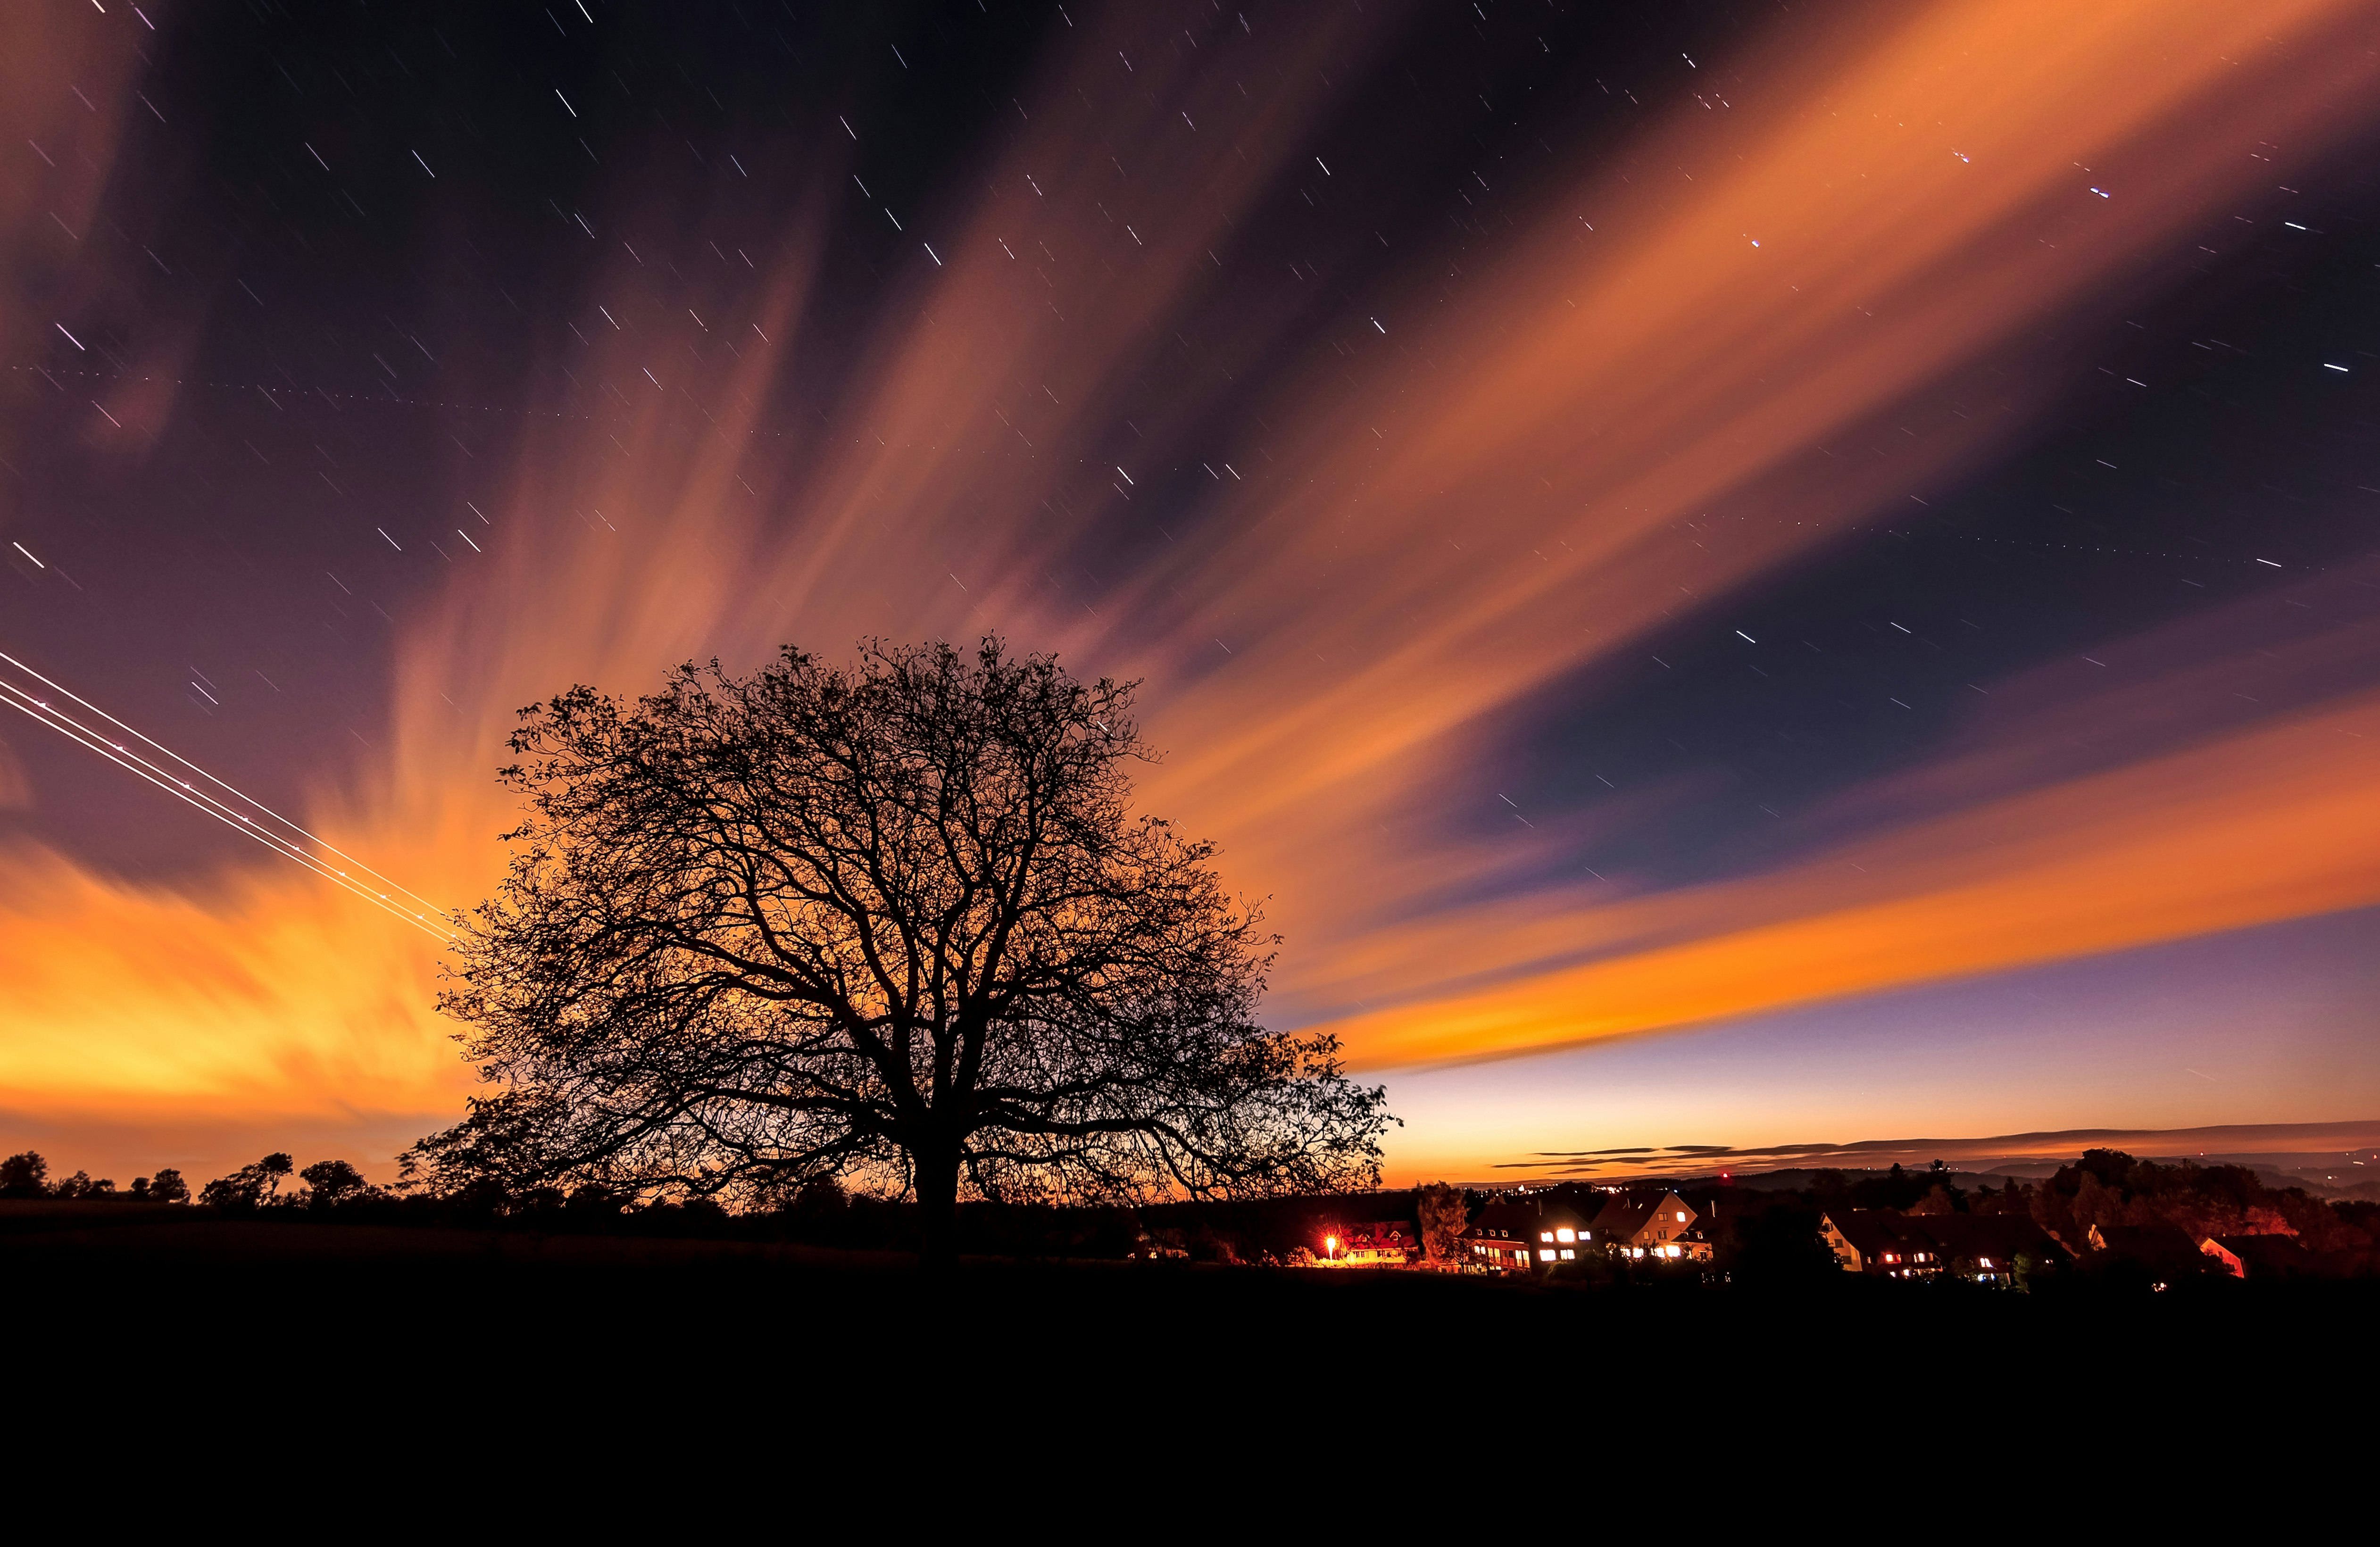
xmin=51 ymin=1171 xmax=114 ymax=1199
xmin=788 ymin=1178 xmax=847 ymax=1223
xmin=2011 ymin=1250 xmax=2055 ymax=1294
xmin=1415 ymin=1181 xmax=1470 ymax=1268
xmin=149 ymin=1167 xmax=190 ymax=1205
xmin=200 ymin=1153 xmax=297 ymax=1211
xmin=1855 ymin=1162 xmax=1929 ymax=1211
xmin=0 ymin=1151 xmax=49 ymax=1198
xmin=411 ymin=638 xmax=1394 ymax=1265
xmin=2069 ymin=1171 xmax=2124 ymax=1236
xmin=298 ymin=1159 xmax=373 ymax=1208
xmin=564 ymin=1181 xmax=627 ymax=1217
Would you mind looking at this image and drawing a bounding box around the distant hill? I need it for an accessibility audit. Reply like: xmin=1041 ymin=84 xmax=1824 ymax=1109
xmin=1479 ymin=1119 xmax=2380 ymax=1198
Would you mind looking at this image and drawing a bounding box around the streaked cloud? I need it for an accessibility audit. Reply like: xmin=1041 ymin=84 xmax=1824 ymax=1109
xmin=1303 ymin=686 xmax=2380 ymax=1068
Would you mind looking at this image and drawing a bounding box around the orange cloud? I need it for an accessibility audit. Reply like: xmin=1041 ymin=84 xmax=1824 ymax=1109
xmin=1308 ymin=689 xmax=2380 ymax=1068
xmin=1131 ymin=0 xmax=2380 ymax=860
xmin=0 ymin=845 xmax=458 ymax=1123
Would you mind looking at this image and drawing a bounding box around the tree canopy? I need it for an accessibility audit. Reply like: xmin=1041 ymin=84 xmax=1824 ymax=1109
xmin=408 ymin=637 xmax=1393 ymax=1259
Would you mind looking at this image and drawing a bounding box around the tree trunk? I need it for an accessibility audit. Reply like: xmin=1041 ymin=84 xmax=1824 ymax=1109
xmin=914 ymin=1139 xmax=961 ymax=1273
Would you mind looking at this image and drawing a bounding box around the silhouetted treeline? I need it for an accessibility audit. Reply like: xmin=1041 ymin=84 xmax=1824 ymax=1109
xmin=2 ymin=1151 xmax=188 ymax=1204
xmin=1752 ymin=1150 xmax=2378 ymax=1252
xmin=2021 ymin=1148 xmax=2378 ymax=1252
xmin=10 ymin=1143 xmax=2375 ymax=1280
xmin=0 ymin=1149 xmax=1228 ymax=1257
xmin=1665 ymin=1151 xmax=2380 ymax=1281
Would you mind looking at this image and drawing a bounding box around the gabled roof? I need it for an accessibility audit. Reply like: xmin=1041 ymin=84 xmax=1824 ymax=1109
xmin=1344 ymin=1220 xmax=1415 ymax=1249
xmin=2204 ymin=1233 xmax=2310 ymax=1275
xmin=1917 ymin=1213 xmax=2065 ymax=1262
xmin=1464 ymin=1199 xmax=1589 ymax=1240
xmin=2088 ymin=1221 xmax=2214 ymax=1273
xmin=2089 ymin=1221 xmax=2199 ymax=1253
xmin=1827 ymin=1208 xmax=2066 ymax=1265
xmin=1591 ymin=1190 xmax=1693 ymax=1242
xmin=1823 ymin=1209 xmax=1922 ymax=1259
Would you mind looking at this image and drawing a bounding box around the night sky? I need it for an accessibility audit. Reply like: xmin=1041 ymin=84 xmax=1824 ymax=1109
xmin=5 ymin=0 xmax=2380 ymax=1184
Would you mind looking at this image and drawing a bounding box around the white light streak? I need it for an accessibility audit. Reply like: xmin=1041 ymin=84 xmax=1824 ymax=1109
xmin=0 ymin=649 xmax=453 ymax=939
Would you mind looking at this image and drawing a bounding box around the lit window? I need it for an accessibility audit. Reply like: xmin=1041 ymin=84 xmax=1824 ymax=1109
xmin=1540 ymin=1231 xmax=1554 ymax=1243
xmin=1555 ymin=1228 xmax=1575 ymax=1243
xmin=1675 ymin=1211 xmax=1688 ymax=1223
xmin=1980 ymin=1257 xmax=1993 ymax=1268
xmin=1538 ymin=1249 xmax=1556 ymax=1262
xmin=1559 ymin=1249 xmax=1574 ymax=1261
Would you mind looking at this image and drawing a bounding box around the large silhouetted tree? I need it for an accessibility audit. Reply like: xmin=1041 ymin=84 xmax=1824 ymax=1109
xmin=409 ymin=638 xmax=1392 ymax=1264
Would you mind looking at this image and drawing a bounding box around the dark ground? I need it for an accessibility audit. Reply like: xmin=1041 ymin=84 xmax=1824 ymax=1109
xmin=8 ymin=1210 xmax=2366 ymax=1438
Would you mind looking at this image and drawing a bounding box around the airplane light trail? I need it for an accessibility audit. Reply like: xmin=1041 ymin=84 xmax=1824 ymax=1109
xmin=0 ymin=648 xmax=454 ymax=940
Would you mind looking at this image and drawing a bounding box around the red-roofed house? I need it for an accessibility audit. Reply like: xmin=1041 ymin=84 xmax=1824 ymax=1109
xmin=1317 ymin=1220 xmax=1420 ymax=1268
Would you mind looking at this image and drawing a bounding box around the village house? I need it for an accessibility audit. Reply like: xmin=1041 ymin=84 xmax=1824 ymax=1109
xmin=1822 ymin=1209 xmax=2065 ymax=1283
xmin=1920 ymin=1214 xmax=2065 ymax=1284
xmin=1316 ymin=1220 xmax=1420 ymax=1268
xmin=2087 ymin=1221 xmax=2216 ymax=1282
xmin=1589 ymin=1191 xmax=1707 ymax=1262
xmin=1124 ymin=1231 xmax=1188 ymax=1263
xmin=1822 ymin=1210 xmax=1924 ymax=1275
xmin=1460 ymin=1198 xmax=1593 ymax=1273
xmin=2199 ymin=1234 xmax=2313 ymax=1279
xmin=1451 ymin=1190 xmax=1707 ymax=1273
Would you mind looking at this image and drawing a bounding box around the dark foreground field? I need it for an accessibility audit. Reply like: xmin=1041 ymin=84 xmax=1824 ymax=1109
xmin=9 ymin=1208 xmax=2371 ymax=1438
